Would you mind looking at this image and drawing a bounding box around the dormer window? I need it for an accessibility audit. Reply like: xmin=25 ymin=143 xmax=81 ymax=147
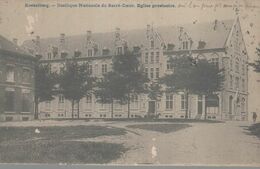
xmin=117 ymin=46 xmax=123 ymax=55
xmin=88 ymin=49 xmax=93 ymax=57
xmin=102 ymin=48 xmax=110 ymax=55
xmin=74 ymin=50 xmax=81 ymax=57
xmin=47 ymin=53 xmax=52 ymax=60
xmin=182 ymin=41 xmax=189 ymax=50
xmin=151 ymin=40 xmax=154 ymax=48
xmin=61 ymin=52 xmax=68 ymax=59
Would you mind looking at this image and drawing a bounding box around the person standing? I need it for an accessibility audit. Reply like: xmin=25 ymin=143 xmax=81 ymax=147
xmin=253 ymin=112 xmax=257 ymax=123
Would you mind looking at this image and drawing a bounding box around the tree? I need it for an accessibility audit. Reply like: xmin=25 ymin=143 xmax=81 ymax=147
xmin=112 ymin=50 xmax=148 ymax=118
xmin=190 ymin=59 xmax=225 ymax=119
xmin=250 ymin=47 xmax=260 ymax=73
xmin=94 ymin=71 xmax=127 ymax=118
xmin=59 ymin=59 xmax=94 ymax=119
xmin=160 ymin=54 xmax=195 ymax=119
xmin=34 ymin=63 xmax=58 ymax=119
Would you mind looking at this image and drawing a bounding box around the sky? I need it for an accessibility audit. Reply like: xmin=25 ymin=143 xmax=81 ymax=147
xmin=0 ymin=0 xmax=259 ymax=112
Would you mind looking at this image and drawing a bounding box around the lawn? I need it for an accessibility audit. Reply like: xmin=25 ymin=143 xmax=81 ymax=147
xmin=0 ymin=125 xmax=127 ymax=164
xmin=126 ymin=123 xmax=191 ymax=133
xmin=105 ymin=118 xmax=222 ymax=123
xmin=248 ymin=123 xmax=260 ymax=138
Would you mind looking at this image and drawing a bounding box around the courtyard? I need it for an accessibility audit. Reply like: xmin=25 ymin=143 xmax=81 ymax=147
xmin=0 ymin=120 xmax=259 ymax=165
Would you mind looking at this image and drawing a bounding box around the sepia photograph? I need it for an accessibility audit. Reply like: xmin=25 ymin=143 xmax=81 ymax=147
xmin=0 ymin=0 xmax=259 ymax=167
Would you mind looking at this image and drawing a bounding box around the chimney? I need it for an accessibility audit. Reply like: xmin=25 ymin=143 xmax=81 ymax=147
xmin=34 ymin=36 xmax=41 ymax=55
xmin=115 ymin=27 xmax=120 ymax=41
xmin=179 ymin=27 xmax=184 ymax=33
xmin=213 ymin=20 xmax=218 ymax=31
xmin=86 ymin=30 xmax=92 ymax=42
xmin=146 ymin=24 xmax=153 ymax=39
xmin=12 ymin=38 xmax=18 ymax=45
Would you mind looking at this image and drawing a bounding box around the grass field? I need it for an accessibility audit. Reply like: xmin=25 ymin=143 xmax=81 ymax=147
xmin=0 ymin=125 xmax=127 ymax=164
xmin=126 ymin=123 xmax=191 ymax=133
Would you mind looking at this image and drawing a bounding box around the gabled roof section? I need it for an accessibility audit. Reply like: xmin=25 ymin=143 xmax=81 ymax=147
xmin=158 ymin=19 xmax=234 ymax=50
xmin=0 ymin=35 xmax=32 ymax=56
xmin=21 ymin=19 xmax=234 ymax=58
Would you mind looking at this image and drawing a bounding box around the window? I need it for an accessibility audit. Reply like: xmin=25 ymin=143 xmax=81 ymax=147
xmin=242 ymin=62 xmax=245 ymax=75
xmin=117 ymin=47 xmax=123 ymax=55
xmin=131 ymin=94 xmax=138 ymax=109
xmin=156 ymin=52 xmax=160 ymax=63
xmin=211 ymin=58 xmax=219 ymax=68
xmin=230 ymin=59 xmax=233 ymax=71
xmin=22 ymin=93 xmax=30 ymax=112
xmin=235 ymin=58 xmax=239 ymax=73
xmin=102 ymin=64 xmax=107 ymax=74
xmin=150 ymin=68 xmax=154 ymax=79
xmin=6 ymin=66 xmax=15 ymax=82
xmin=166 ymin=94 xmax=173 ymax=110
xmin=156 ymin=68 xmax=159 ymax=79
xmin=150 ymin=52 xmax=154 ymax=63
xmin=58 ymin=95 xmax=64 ymax=103
xmin=145 ymin=53 xmax=148 ymax=64
xmin=151 ymin=40 xmax=154 ymax=48
xmin=5 ymin=90 xmax=15 ymax=112
xmin=114 ymin=100 xmax=123 ymax=110
xmin=181 ymin=94 xmax=186 ymax=110
xmin=87 ymin=64 xmax=92 ymax=75
xmin=45 ymin=101 xmax=51 ymax=111
xmin=58 ymin=95 xmax=65 ymax=109
xmin=242 ymin=79 xmax=245 ymax=91
xmin=22 ymin=69 xmax=31 ymax=83
xmin=230 ymin=75 xmax=233 ymax=89
xmin=145 ymin=68 xmax=148 ymax=78
xmin=94 ymin=64 xmax=98 ymax=75
xmin=85 ymin=95 xmax=92 ymax=110
xmin=88 ymin=49 xmax=93 ymax=57
xmin=86 ymin=95 xmax=92 ymax=103
xmin=167 ymin=60 xmax=173 ymax=70
xmin=235 ymin=77 xmax=239 ymax=90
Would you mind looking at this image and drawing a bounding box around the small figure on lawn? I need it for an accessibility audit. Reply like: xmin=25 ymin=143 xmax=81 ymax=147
xmin=253 ymin=112 xmax=257 ymax=123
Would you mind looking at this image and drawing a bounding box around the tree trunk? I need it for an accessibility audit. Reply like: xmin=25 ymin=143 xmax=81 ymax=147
xmin=185 ymin=92 xmax=189 ymax=119
xmin=127 ymin=93 xmax=130 ymax=118
xmin=204 ymin=95 xmax=208 ymax=120
xmin=71 ymin=100 xmax=74 ymax=119
xmin=34 ymin=96 xmax=39 ymax=120
xmin=77 ymin=100 xmax=80 ymax=119
xmin=111 ymin=99 xmax=114 ymax=119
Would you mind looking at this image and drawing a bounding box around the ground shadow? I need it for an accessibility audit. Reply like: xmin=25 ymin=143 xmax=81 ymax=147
xmin=240 ymin=123 xmax=260 ymax=139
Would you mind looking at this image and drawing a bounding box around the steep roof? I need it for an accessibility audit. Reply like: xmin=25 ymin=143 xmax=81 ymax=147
xmin=21 ymin=19 xmax=234 ymax=58
xmin=0 ymin=35 xmax=31 ymax=56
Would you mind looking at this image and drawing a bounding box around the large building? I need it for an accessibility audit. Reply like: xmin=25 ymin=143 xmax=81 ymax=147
xmin=22 ymin=17 xmax=248 ymax=121
xmin=0 ymin=35 xmax=36 ymax=121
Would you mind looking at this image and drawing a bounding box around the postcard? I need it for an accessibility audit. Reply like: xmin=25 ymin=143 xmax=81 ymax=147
xmin=0 ymin=0 xmax=259 ymax=166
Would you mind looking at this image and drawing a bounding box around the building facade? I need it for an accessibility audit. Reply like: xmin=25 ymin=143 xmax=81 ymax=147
xmin=22 ymin=17 xmax=248 ymax=121
xmin=0 ymin=35 xmax=36 ymax=121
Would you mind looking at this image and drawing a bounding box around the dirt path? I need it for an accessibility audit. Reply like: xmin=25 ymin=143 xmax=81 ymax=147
xmin=113 ymin=121 xmax=260 ymax=166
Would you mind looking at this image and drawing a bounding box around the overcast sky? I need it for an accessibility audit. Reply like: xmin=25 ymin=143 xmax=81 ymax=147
xmin=0 ymin=0 xmax=259 ymax=111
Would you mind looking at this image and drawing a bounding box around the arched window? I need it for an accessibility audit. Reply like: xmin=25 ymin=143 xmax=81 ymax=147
xmin=235 ymin=58 xmax=239 ymax=73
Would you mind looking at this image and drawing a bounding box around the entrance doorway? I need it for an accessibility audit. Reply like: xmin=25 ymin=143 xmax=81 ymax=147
xmin=229 ymin=96 xmax=233 ymax=115
xmin=148 ymin=101 xmax=156 ymax=116
xmin=198 ymin=95 xmax=203 ymax=114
